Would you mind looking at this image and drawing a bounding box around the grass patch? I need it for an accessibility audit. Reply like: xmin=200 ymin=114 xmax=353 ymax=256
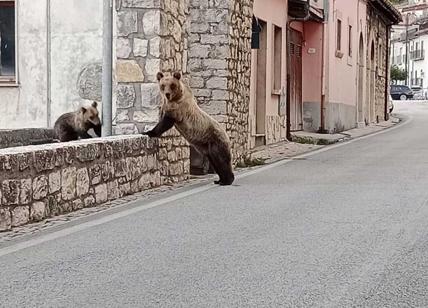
xmin=236 ymin=156 xmax=267 ymax=168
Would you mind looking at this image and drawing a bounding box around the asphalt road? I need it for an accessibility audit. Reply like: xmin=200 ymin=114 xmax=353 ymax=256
xmin=1 ymin=101 xmax=428 ymax=307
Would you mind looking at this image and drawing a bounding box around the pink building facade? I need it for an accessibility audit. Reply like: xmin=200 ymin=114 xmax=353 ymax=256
xmin=250 ymin=0 xmax=401 ymax=148
xmin=249 ymin=0 xmax=288 ymax=148
xmin=289 ymin=0 xmax=401 ymax=134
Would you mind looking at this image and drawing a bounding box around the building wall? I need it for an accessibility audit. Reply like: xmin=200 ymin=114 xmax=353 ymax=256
xmin=188 ymin=0 xmax=253 ymax=162
xmin=366 ymin=4 xmax=390 ymax=123
xmin=301 ymin=21 xmax=323 ymax=132
xmin=0 ymin=0 xmax=103 ymax=130
xmin=325 ymin=0 xmax=361 ymax=133
xmin=250 ymin=0 xmax=287 ymax=147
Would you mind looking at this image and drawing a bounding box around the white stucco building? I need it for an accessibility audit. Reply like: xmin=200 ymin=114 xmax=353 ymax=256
xmin=0 ymin=0 xmax=103 ymax=129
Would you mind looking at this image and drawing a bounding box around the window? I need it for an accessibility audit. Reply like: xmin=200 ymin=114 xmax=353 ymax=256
xmin=273 ymin=25 xmax=282 ymax=92
xmin=0 ymin=1 xmax=15 ymax=82
xmin=348 ymin=25 xmax=352 ymax=57
xmin=337 ymin=19 xmax=342 ymax=51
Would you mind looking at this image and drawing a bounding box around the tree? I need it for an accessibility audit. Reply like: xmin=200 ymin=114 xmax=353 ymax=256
xmin=390 ymin=65 xmax=407 ymax=82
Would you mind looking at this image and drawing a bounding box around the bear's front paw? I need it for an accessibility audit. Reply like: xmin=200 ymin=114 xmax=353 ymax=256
xmin=142 ymin=131 xmax=155 ymax=138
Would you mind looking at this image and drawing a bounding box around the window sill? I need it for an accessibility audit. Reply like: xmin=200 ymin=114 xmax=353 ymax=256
xmin=272 ymin=89 xmax=281 ymax=96
xmin=0 ymin=81 xmax=19 ymax=87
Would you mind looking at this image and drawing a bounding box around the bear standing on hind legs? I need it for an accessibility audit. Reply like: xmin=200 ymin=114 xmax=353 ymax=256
xmin=143 ymin=71 xmax=235 ymax=186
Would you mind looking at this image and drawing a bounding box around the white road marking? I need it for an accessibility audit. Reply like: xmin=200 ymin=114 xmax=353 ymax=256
xmin=0 ymin=116 xmax=412 ymax=258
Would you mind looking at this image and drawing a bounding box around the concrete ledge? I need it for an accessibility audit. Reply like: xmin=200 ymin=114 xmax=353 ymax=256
xmin=0 ymin=130 xmax=190 ymax=231
xmin=0 ymin=128 xmax=56 ymax=149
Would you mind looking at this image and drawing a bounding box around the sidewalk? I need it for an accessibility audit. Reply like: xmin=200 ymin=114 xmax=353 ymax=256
xmin=249 ymin=115 xmax=401 ymax=164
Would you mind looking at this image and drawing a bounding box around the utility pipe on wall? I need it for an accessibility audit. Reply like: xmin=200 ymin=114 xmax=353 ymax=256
xmin=102 ymin=0 xmax=113 ymax=137
xmin=46 ymin=0 xmax=51 ymax=127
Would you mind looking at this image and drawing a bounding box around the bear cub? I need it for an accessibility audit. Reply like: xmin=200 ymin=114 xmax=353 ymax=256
xmin=54 ymin=101 xmax=102 ymax=142
xmin=143 ymin=72 xmax=235 ymax=186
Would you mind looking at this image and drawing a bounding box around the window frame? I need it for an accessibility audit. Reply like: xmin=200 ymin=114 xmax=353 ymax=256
xmin=336 ymin=19 xmax=342 ymax=52
xmin=348 ymin=24 xmax=352 ymax=57
xmin=0 ymin=0 xmax=18 ymax=86
xmin=272 ymin=24 xmax=282 ymax=94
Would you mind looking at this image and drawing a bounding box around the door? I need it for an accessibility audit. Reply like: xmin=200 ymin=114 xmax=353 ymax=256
xmin=289 ymin=29 xmax=303 ymax=131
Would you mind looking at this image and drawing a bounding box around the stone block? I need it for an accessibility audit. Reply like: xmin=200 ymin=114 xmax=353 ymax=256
xmin=49 ymin=171 xmax=61 ymax=194
xmin=203 ymin=59 xmax=228 ymax=70
xmin=117 ymin=11 xmax=137 ymax=36
xmin=145 ymin=59 xmax=161 ymax=82
xmin=89 ymin=165 xmax=102 ymax=185
xmin=102 ymin=161 xmax=115 ymax=182
xmin=2 ymin=180 xmax=20 ymax=206
xmin=143 ymin=10 xmax=160 ymax=36
xmin=189 ymin=45 xmax=210 ymax=58
xmin=134 ymin=38 xmax=148 ymax=57
xmin=84 ymin=196 xmax=96 ymax=208
xmin=115 ymin=123 xmax=139 ymax=135
xmin=149 ymin=37 xmax=161 ymax=57
xmin=119 ymin=183 xmax=131 ymax=197
xmin=77 ymin=168 xmax=90 ymax=197
xmin=76 ymin=144 xmax=100 ymax=162
xmin=200 ymin=34 xmax=228 ymax=45
xmin=72 ymin=199 xmax=84 ymax=211
xmin=11 ymin=206 xmax=29 ymax=227
xmin=62 ymin=167 xmax=77 ymax=201
xmin=116 ymin=109 xmax=130 ymax=122
xmin=95 ymin=184 xmax=108 ymax=204
xmin=141 ymin=83 xmax=160 ymax=108
xmin=117 ymin=38 xmax=132 ymax=59
xmin=107 ymin=180 xmax=120 ymax=200
xmin=30 ymin=202 xmax=46 ymax=222
xmin=122 ymin=0 xmax=161 ymax=8
xmin=17 ymin=153 xmax=33 ymax=171
xmin=0 ymin=208 xmax=11 ymax=231
xmin=20 ymin=179 xmax=32 ymax=205
xmin=206 ymin=77 xmax=228 ymax=89
xmin=34 ymin=150 xmax=56 ymax=172
xmin=117 ymin=84 xmax=136 ymax=108
xmin=117 ymin=60 xmax=144 ymax=83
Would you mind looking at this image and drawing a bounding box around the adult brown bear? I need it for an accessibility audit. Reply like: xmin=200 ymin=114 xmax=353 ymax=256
xmin=143 ymin=72 xmax=235 ymax=186
xmin=54 ymin=102 xmax=102 ymax=142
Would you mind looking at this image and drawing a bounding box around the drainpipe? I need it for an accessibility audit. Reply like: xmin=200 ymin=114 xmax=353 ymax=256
xmin=287 ymin=0 xmax=311 ymax=139
xmin=102 ymin=0 xmax=113 ymax=137
xmin=319 ymin=22 xmax=326 ymax=133
xmin=46 ymin=0 xmax=51 ymax=127
xmin=385 ymin=26 xmax=390 ymax=121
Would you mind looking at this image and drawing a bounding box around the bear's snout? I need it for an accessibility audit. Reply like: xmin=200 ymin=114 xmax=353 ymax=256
xmin=165 ymin=93 xmax=171 ymax=100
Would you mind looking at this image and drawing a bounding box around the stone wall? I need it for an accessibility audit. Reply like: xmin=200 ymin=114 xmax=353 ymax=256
xmin=0 ymin=132 xmax=189 ymax=232
xmin=114 ymin=0 xmax=189 ymax=134
xmin=367 ymin=5 xmax=389 ymax=123
xmin=187 ymin=0 xmax=253 ymax=164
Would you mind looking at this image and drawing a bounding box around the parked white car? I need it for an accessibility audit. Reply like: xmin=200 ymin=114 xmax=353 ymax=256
xmin=388 ymin=95 xmax=394 ymax=113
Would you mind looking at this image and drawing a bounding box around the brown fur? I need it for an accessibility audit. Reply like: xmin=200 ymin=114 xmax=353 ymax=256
xmin=144 ymin=72 xmax=234 ymax=185
xmin=54 ymin=102 xmax=102 ymax=142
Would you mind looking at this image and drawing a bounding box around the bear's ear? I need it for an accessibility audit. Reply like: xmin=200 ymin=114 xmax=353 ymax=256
xmin=156 ymin=72 xmax=164 ymax=82
xmin=92 ymin=101 xmax=98 ymax=108
xmin=173 ymin=72 xmax=182 ymax=80
xmin=80 ymin=107 xmax=87 ymax=114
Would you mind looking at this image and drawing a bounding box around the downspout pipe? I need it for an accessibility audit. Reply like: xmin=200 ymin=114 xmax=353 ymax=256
xmin=46 ymin=0 xmax=51 ymax=127
xmin=385 ymin=26 xmax=391 ymax=121
xmin=286 ymin=0 xmax=311 ymax=140
xmin=102 ymin=0 xmax=113 ymax=137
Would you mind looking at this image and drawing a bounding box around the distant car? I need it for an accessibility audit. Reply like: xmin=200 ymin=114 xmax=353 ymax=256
xmin=390 ymin=85 xmax=413 ymax=100
xmin=388 ymin=95 xmax=394 ymax=113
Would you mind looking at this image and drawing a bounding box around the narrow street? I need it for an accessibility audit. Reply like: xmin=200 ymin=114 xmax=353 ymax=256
xmin=1 ymin=101 xmax=427 ymax=307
